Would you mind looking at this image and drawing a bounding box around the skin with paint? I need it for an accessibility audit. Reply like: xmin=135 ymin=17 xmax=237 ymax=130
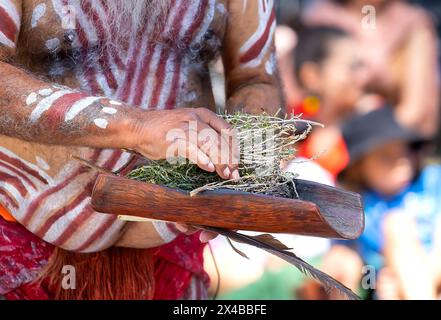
xmin=0 ymin=0 xmax=282 ymax=252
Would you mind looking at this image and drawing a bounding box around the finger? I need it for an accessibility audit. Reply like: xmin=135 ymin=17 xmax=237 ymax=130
xmin=194 ymin=109 xmax=240 ymax=175
xmin=199 ymin=231 xmax=218 ymax=243
xmin=195 ymin=108 xmax=232 ymax=134
xmin=191 ymin=122 xmax=239 ymax=180
xmin=175 ymin=223 xmax=189 ymax=233
xmin=172 ymin=138 xmax=215 ymax=173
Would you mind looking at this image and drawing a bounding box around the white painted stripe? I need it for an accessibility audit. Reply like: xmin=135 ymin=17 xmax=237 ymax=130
xmin=0 ymin=166 xmax=38 ymax=193
xmin=30 ymin=90 xmax=72 ymax=122
xmin=0 ymin=147 xmax=54 ymax=184
xmin=1 ymin=182 xmax=24 ymax=205
xmin=65 ymin=96 xmax=101 ymax=121
xmin=127 ymin=38 xmax=150 ymax=105
xmin=0 ymin=31 xmax=15 ymax=48
xmin=179 ymin=0 xmax=201 ymax=39
xmin=42 ymin=197 xmax=90 ymax=242
xmin=152 ymin=221 xmax=178 ymax=243
xmin=26 ymin=168 xmax=89 ymax=232
xmin=239 ymin=0 xmax=274 ymax=54
xmin=0 ymin=0 xmax=20 ymax=28
xmin=95 ymin=70 xmax=112 ymax=97
xmin=140 ymin=45 xmax=163 ymax=108
xmin=68 ymin=0 xmax=98 ymax=44
xmin=192 ymin=0 xmax=216 ymax=45
xmin=93 ymin=0 xmax=126 ymax=81
xmin=74 ymin=214 xmax=124 ymax=252
xmin=157 ymin=54 xmax=176 ymax=110
xmin=240 ymin=21 xmax=276 ymax=68
xmin=111 ymin=151 xmax=132 ymax=172
xmin=31 ymin=3 xmax=46 ymax=28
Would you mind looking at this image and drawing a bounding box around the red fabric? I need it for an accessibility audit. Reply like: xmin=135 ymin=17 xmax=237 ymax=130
xmin=154 ymin=232 xmax=209 ymax=300
xmin=0 ymin=216 xmax=208 ymax=300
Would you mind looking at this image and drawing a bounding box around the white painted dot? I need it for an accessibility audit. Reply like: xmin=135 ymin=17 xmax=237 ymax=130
xmin=109 ymin=100 xmax=122 ymax=106
xmin=45 ymin=38 xmax=60 ymax=51
xmin=94 ymin=118 xmax=108 ymax=129
xmin=26 ymin=92 xmax=38 ymax=106
xmin=38 ymin=88 xmax=53 ymax=96
xmin=102 ymin=107 xmax=118 ymax=115
xmin=35 ymin=156 xmax=50 ymax=171
xmin=31 ymin=3 xmax=47 ymax=29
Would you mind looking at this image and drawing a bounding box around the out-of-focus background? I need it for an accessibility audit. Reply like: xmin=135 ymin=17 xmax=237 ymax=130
xmin=205 ymin=0 xmax=441 ymax=300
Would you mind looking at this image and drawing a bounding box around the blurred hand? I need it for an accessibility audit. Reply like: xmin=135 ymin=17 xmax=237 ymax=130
xmin=175 ymin=223 xmax=218 ymax=243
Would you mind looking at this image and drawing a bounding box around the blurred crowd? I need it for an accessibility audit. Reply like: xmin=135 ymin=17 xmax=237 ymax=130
xmin=205 ymin=0 xmax=441 ymax=300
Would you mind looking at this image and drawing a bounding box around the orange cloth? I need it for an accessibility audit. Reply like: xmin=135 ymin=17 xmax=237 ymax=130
xmin=0 ymin=204 xmax=16 ymax=222
xmin=298 ymin=134 xmax=350 ymax=179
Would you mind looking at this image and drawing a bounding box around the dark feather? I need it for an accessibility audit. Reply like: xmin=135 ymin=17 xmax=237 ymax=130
xmin=201 ymin=226 xmax=360 ymax=300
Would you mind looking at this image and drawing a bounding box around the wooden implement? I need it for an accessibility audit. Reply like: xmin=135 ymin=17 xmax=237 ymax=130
xmin=91 ymin=174 xmax=364 ymax=240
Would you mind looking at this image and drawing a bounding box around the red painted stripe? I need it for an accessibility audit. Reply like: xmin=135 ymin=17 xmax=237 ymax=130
xmin=184 ymin=0 xmax=209 ymax=46
xmin=0 ymin=161 xmax=37 ymax=189
xmin=164 ymin=56 xmax=181 ymax=109
xmin=97 ymin=0 xmax=125 ymax=70
xmin=0 ymin=188 xmax=18 ymax=209
xmin=22 ymin=150 xmax=101 ymax=226
xmin=114 ymin=154 xmax=139 ymax=176
xmin=41 ymin=149 xmax=122 ymax=243
xmin=81 ymin=1 xmax=118 ymax=91
xmin=0 ymin=172 xmax=28 ymax=197
xmin=119 ymin=30 xmax=148 ymax=102
xmin=45 ymin=92 xmax=87 ymax=127
xmin=163 ymin=0 xmax=209 ymax=109
xmin=166 ymin=222 xmax=181 ymax=236
xmin=75 ymin=215 xmax=117 ymax=252
xmin=72 ymin=6 xmax=101 ymax=95
xmin=132 ymin=43 xmax=156 ymax=106
xmin=132 ymin=0 xmax=180 ymax=106
xmin=35 ymin=181 xmax=93 ymax=238
xmin=0 ymin=152 xmax=48 ymax=185
xmin=149 ymin=1 xmax=191 ymax=109
xmin=52 ymin=205 xmax=94 ymax=247
xmin=239 ymin=9 xmax=276 ymax=64
xmin=0 ymin=7 xmax=18 ymax=41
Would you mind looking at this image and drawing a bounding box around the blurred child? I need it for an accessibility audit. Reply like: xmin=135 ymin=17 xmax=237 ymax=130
xmin=321 ymin=107 xmax=441 ymax=299
xmin=304 ymin=0 xmax=440 ymax=137
xmin=290 ymin=26 xmax=367 ymax=179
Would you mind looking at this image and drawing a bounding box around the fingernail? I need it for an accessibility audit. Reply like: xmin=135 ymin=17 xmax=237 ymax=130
xmin=199 ymin=232 xmax=212 ymax=243
xmin=232 ymin=170 xmax=240 ymax=180
xmin=175 ymin=224 xmax=188 ymax=233
xmin=208 ymin=162 xmax=215 ymax=171
xmin=223 ymin=167 xmax=230 ymax=178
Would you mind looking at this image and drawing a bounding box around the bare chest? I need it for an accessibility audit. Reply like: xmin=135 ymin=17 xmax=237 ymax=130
xmin=17 ymin=0 xmax=228 ymax=86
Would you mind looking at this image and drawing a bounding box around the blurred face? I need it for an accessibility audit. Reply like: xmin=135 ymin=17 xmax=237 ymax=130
xmin=318 ymin=38 xmax=366 ymax=115
xmin=359 ymin=140 xmax=416 ymax=196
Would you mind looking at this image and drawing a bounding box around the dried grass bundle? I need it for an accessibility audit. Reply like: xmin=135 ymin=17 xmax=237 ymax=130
xmin=128 ymin=113 xmax=322 ymax=197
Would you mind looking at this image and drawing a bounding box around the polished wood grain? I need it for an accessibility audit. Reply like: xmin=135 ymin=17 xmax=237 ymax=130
xmin=91 ymin=174 xmax=364 ymax=239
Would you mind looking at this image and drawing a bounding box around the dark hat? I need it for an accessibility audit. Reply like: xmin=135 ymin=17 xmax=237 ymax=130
xmin=342 ymin=107 xmax=426 ymax=167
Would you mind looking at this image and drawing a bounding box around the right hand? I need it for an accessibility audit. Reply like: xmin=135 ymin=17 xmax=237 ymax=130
xmin=128 ymin=108 xmax=240 ymax=180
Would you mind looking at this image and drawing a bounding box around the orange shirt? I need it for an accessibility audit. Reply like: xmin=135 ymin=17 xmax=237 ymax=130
xmin=0 ymin=204 xmax=15 ymax=222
